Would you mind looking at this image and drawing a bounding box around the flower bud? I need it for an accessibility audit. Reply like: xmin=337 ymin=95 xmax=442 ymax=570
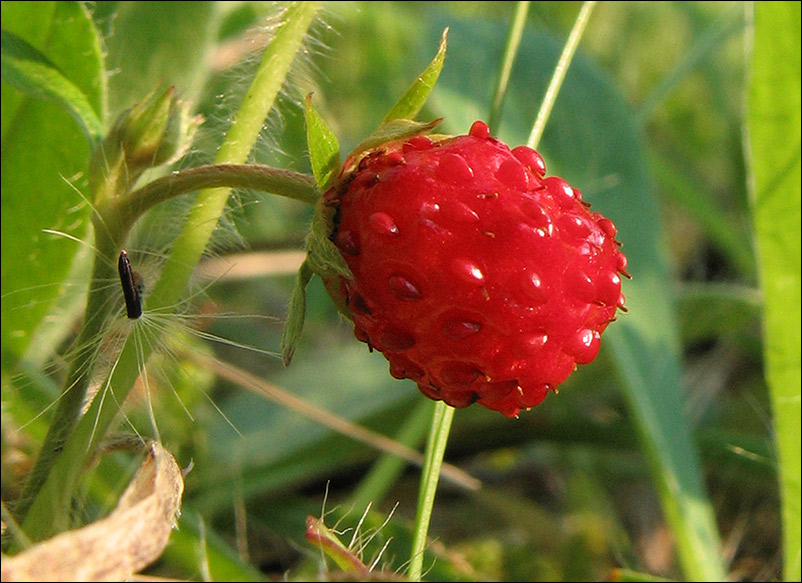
xmin=90 ymin=85 xmax=202 ymax=200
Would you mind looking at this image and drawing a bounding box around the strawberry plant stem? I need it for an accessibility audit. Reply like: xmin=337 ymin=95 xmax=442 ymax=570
xmin=124 ymin=164 xmax=318 ymax=216
xmin=17 ymin=0 xmax=322 ymax=545
xmin=408 ymin=400 xmax=455 ymax=582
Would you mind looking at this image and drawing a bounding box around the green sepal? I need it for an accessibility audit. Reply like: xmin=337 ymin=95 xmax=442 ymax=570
xmin=306 ymin=198 xmax=352 ymax=280
xmin=344 ymin=117 xmax=442 ymax=171
xmin=382 ymin=27 xmax=448 ymax=123
xmin=304 ymin=93 xmax=341 ymax=190
xmin=281 ymin=260 xmax=314 ymax=367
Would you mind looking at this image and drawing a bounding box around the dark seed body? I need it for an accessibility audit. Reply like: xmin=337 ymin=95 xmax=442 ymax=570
xmin=118 ymin=250 xmax=143 ymax=320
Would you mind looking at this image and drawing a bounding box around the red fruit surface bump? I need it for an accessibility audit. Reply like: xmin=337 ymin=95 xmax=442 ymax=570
xmin=325 ymin=120 xmax=627 ymax=417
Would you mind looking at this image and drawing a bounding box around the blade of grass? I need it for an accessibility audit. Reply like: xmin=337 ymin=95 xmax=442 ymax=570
xmin=18 ymin=1 xmax=323 ymax=544
xmin=746 ymin=3 xmax=801 ymax=580
xmin=487 ymin=1 xmax=530 ymax=131
xmin=527 ymin=0 xmax=596 ymax=150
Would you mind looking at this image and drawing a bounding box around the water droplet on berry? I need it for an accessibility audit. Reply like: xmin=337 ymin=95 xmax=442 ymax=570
xmin=469 ymin=120 xmax=491 ymax=139
xmin=440 ymin=362 xmax=481 ymax=386
xmin=388 ymin=273 xmax=422 ymax=300
xmin=496 ymin=159 xmax=529 ymax=190
xmin=368 ymin=212 xmax=399 ymax=235
xmin=437 ymin=152 xmax=474 ymax=184
xmin=389 ymin=355 xmax=424 ymax=381
xmin=544 ymin=176 xmax=579 ymax=209
xmin=567 ymin=270 xmax=596 ymax=303
xmin=384 ymin=151 xmax=404 ymax=166
xmin=596 ymin=216 xmax=617 ymax=238
xmin=521 ymin=199 xmax=553 ymax=237
xmin=557 ymin=214 xmax=592 ymax=240
xmin=442 ymin=389 xmax=480 ymax=408
xmin=441 ymin=318 xmax=482 ymax=340
xmin=334 ymin=229 xmax=360 ymax=255
xmin=569 ymin=328 xmax=601 ymax=364
xmin=379 ymin=327 xmax=416 ymax=351
xmin=451 ymin=259 xmax=485 ymax=284
xmin=511 ymin=145 xmax=546 ymax=178
xmin=517 ymin=383 xmax=549 ymax=408
xmin=617 ymin=253 xmax=629 ymax=274
xmin=404 ymin=136 xmax=432 ymax=151
xmin=598 ymin=271 xmax=622 ymax=306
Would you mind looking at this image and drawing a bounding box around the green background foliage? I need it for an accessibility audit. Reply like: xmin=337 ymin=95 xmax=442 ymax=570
xmin=2 ymin=2 xmax=798 ymax=581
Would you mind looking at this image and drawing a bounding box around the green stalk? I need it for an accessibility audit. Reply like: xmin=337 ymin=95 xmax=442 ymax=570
xmin=527 ymin=0 xmax=596 ymax=150
xmin=347 ymin=400 xmax=435 ymax=514
xmin=122 ymin=164 xmax=318 ymax=217
xmin=488 ymin=1 xmax=530 ymax=131
xmin=12 ymin=218 xmax=123 ymax=525
xmin=17 ymin=1 xmax=322 ymax=544
xmin=407 ymin=401 xmax=455 ymax=582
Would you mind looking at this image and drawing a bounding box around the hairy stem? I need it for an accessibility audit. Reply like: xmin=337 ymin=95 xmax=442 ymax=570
xmin=17 ymin=0 xmax=322 ymax=545
xmin=123 ymin=164 xmax=318 ymax=218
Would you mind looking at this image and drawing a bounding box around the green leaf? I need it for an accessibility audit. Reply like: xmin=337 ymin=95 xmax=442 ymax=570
xmin=1 ymin=1 xmax=105 ymax=372
xmin=281 ymin=260 xmax=313 ymax=366
xmin=676 ymin=282 xmax=761 ymax=345
xmin=1 ymin=30 xmax=103 ymax=141
xmin=304 ymin=93 xmax=341 ymax=189
xmin=747 ymin=3 xmax=802 ymax=581
xmin=97 ymin=1 xmax=221 ymax=117
xmin=381 ymin=27 xmax=448 ymax=123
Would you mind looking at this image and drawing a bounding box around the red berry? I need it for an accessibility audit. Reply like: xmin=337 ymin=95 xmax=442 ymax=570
xmin=324 ymin=121 xmax=627 ymax=417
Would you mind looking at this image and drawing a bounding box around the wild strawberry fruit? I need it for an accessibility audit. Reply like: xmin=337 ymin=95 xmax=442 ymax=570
xmin=323 ymin=121 xmax=627 ymax=417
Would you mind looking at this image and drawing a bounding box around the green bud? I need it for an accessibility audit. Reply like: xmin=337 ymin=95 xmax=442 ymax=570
xmin=118 ymin=85 xmax=175 ymax=168
xmin=90 ymin=85 xmax=203 ymax=201
xmin=151 ymin=96 xmax=203 ymax=167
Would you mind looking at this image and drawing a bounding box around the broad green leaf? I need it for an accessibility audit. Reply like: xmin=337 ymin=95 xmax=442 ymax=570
xmin=1 ymin=1 xmax=105 ymax=372
xmin=676 ymin=282 xmax=761 ymax=345
xmin=426 ymin=19 xmax=726 ymax=580
xmin=381 ymin=28 xmax=448 ymax=123
xmin=96 ymin=1 xmax=221 ymax=117
xmin=304 ymin=93 xmax=341 ymax=189
xmin=1 ymin=31 xmax=103 ymax=141
xmin=747 ymin=3 xmax=801 ymax=580
xmin=648 ymin=148 xmax=755 ymax=277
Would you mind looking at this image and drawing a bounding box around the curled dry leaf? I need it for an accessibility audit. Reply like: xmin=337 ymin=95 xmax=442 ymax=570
xmin=2 ymin=441 xmax=184 ymax=582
